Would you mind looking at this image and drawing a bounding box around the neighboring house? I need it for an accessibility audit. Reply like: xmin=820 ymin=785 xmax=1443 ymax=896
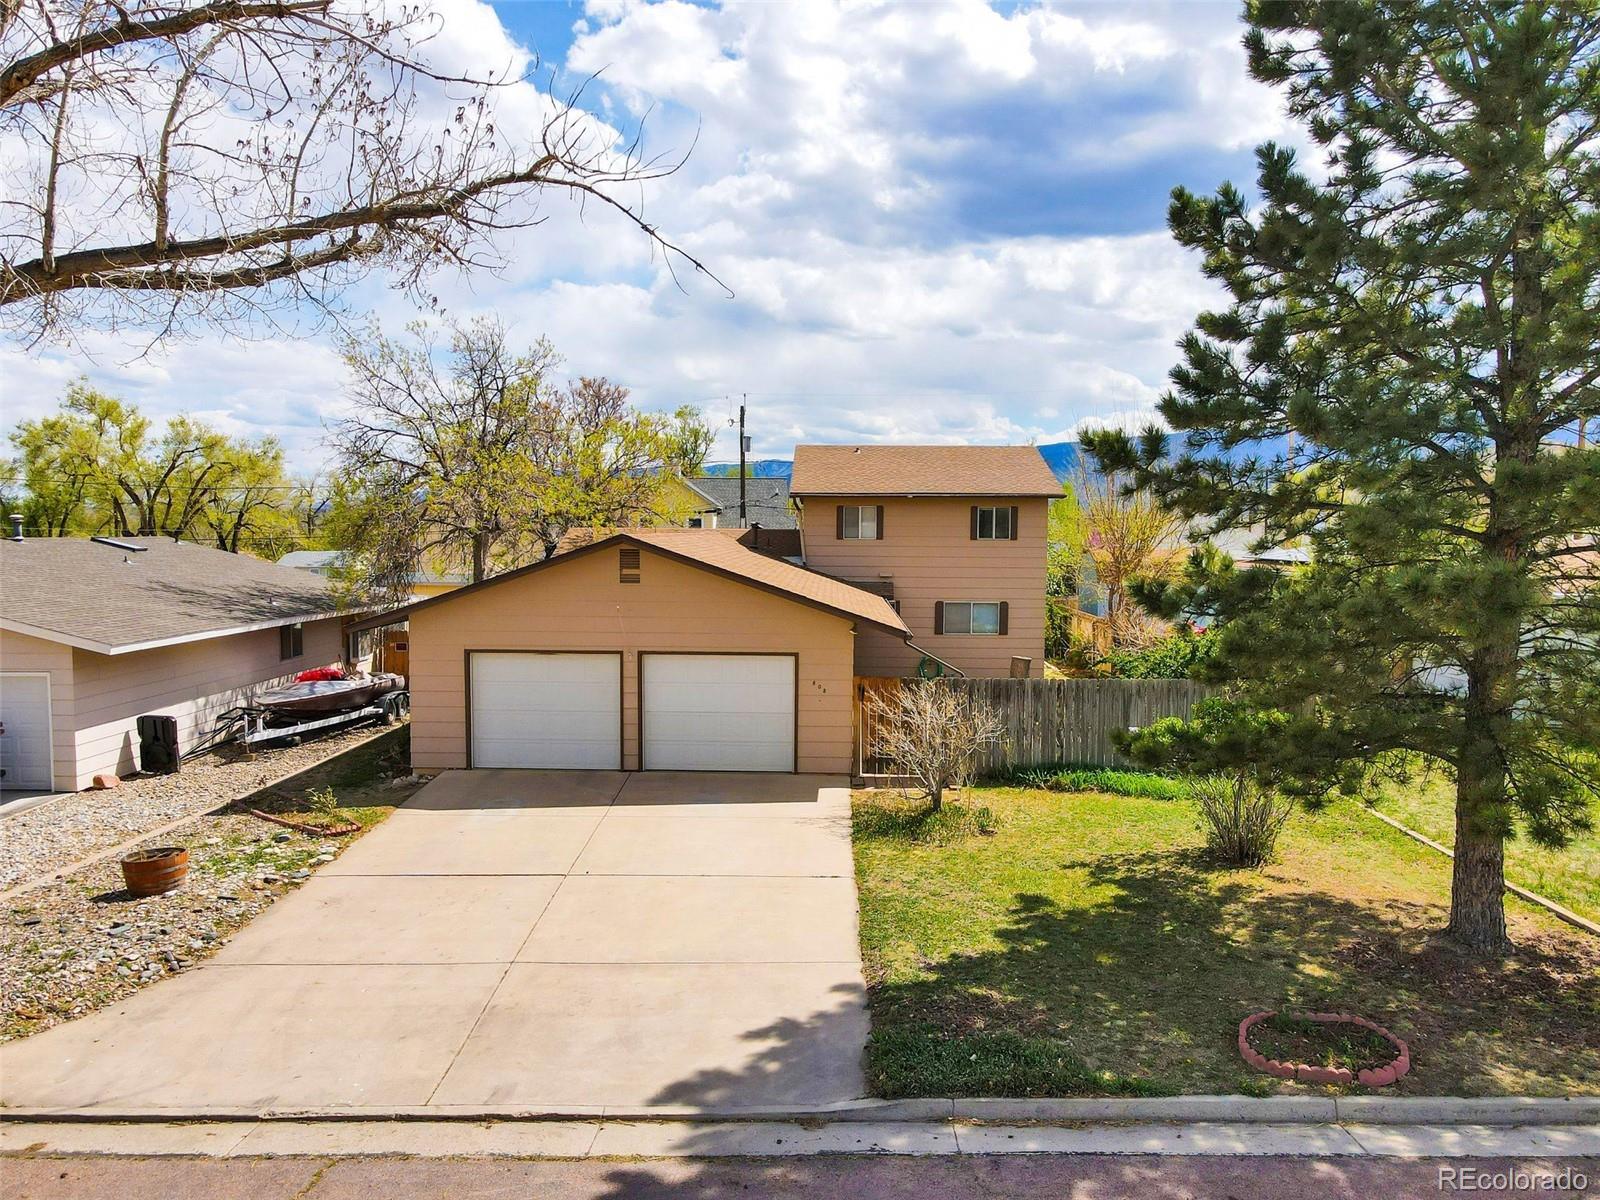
xmin=681 ymin=476 xmax=797 ymax=530
xmin=1208 ymin=527 xmax=1311 ymax=570
xmin=0 ymin=537 xmax=351 ymax=792
xmin=277 ymin=549 xmax=469 ymax=599
xmin=347 ymin=526 xmax=907 ymax=774
xmin=789 ymin=444 xmax=1064 ymax=678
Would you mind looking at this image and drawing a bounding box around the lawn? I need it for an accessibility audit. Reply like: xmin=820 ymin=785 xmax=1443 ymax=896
xmin=853 ymin=784 xmax=1600 ymax=1099
xmin=1373 ymin=770 xmax=1599 ymax=925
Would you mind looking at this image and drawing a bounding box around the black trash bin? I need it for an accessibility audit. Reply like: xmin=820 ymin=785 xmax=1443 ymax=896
xmin=137 ymin=714 xmax=181 ymax=774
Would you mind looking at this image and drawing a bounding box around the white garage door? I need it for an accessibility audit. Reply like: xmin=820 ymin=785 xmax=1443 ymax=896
xmin=470 ymin=653 xmax=621 ymax=769
xmin=642 ymin=654 xmax=795 ymax=772
xmin=0 ymin=674 xmax=53 ymax=790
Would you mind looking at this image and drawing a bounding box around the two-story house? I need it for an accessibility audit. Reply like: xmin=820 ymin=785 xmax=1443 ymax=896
xmin=790 ymin=444 xmax=1063 ymax=679
xmin=351 ymin=443 xmax=1061 ymax=775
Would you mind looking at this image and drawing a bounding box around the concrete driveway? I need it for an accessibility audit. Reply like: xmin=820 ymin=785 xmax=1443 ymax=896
xmin=0 ymin=772 xmax=867 ymax=1114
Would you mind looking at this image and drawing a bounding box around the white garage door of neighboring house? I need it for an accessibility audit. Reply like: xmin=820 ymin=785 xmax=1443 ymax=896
xmin=470 ymin=652 xmax=622 ymax=769
xmin=642 ymin=654 xmax=796 ymax=772
xmin=0 ymin=674 xmax=53 ymax=790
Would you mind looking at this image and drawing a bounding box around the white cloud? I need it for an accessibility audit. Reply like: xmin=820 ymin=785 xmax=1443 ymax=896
xmin=2 ymin=0 xmax=1286 ymax=472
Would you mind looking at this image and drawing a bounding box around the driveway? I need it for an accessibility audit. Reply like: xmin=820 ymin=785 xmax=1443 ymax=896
xmin=0 ymin=772 xmax=867 ymax=1114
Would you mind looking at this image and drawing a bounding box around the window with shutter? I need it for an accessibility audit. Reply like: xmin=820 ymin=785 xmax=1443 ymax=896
xmin=938 ymin=602 xmax=1003 ymax=635
xmin=839 ymin=505 xmax=879 ymax=538
xmin=971 ymin=505 xmax=1011 ymax=539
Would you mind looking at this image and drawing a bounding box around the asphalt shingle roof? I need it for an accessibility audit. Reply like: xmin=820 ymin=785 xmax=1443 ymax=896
xmin=686 ymin=476 xmax=797 ymax=528
xmin=789 ymin=444 xmax=1064 ymax=497
xmin=0 ymin=537 xmax=343 ymax=654
xmin=350 ymin=527 xmax=909 ymax=636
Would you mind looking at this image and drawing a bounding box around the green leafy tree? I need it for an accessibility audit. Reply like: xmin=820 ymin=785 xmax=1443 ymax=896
xmin=200 ymin=438 xmax=301 ymax=556
xmin=1046 ymin=490 xmax=1087 ymax=599
xmin=1086 ymin=2 xmax=1600 ymax=954
xmin=9 ymin=383 xmax=296 ymax=547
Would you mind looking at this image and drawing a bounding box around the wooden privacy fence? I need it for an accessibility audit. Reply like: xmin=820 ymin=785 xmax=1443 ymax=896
xmin=855 ymin=676 xmax=1215 ymax=777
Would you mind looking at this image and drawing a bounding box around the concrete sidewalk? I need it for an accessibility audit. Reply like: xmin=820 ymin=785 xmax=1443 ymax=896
xmin=0 ymin=771 xmax=867 ymax=1114
xmin=3 ymin=1117 xmax=1597 ymax=1159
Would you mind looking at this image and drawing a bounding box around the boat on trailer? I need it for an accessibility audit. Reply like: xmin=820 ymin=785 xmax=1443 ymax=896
xmin=253 ymin=673 xmax=407 ymax=718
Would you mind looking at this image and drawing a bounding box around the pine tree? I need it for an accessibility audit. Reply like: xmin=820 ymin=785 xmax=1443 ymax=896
xmin=1085 ymin=1 xmax=1600 ymax=955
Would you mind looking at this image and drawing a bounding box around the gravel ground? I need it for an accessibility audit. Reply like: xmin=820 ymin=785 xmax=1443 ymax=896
xmin=1 ymin=728 xmax=420 ymax=1043
xmin=0 ymin=722 xmax=401 ymax=895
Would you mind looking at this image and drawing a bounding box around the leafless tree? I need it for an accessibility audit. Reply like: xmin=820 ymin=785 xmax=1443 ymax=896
xmin=1 ymin=0 xmax=716 ymax=344
xmin=866 ymin=681 xmax=1006 ymax=812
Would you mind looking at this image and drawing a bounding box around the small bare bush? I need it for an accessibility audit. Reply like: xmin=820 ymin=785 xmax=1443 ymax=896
xmin=867 ymin=682 xmax=1005 ymax=811
xmin=1191 ymin=774 xmax=1295 ymax=867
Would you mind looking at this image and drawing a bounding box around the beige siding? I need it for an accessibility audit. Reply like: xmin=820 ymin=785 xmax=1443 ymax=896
xmin=0 ymin=629 xmax=77 ymax=789
xmin=408 ymin=546 xmax=856 ymax=774
xmin=799 ymin=495 xmax=1049 ymax=678
xmin=67 ymin=617 xmax=343 ymax=789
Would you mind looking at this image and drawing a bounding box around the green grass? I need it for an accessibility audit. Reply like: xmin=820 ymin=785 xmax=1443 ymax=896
xmin=992 ymin=764 xmax=1191 ymax=802
xmin=1371 ymin=771 xmax=1599 ymax=925
xmin=853 ymin=787 xmax=1600 ymax=1099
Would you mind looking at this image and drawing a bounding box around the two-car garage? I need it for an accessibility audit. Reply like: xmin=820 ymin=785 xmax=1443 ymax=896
xmin=468 ymin=650 xmax=796 ymax=773
xmin=388 ymin=527 xmax=906 ymax=776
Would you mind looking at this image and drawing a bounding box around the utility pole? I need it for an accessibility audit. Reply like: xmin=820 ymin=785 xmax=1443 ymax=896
xmin=738 ymin=395 xmax=748 ymax=524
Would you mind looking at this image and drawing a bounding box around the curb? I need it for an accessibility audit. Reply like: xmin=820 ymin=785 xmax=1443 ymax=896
xmin=5 ymin=1095 xmax=1596 ymax=1127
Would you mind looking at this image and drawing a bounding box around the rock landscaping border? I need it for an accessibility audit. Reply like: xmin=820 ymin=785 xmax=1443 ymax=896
xmin=1239 ymin=1010 xmax=1411 ymax=1088
xmin=0 ymin=724 xmax=400 ymax=900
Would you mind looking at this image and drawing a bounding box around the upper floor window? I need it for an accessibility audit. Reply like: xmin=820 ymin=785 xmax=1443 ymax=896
xmin=837 ymin=504 xmax=882 ymax=539
xmin=971 ymin=505 xmax=1017 ymax=540
xmin=279 ymin=622 xmax=304 ymax=660
xmin=936 ymin=601 xmax=1008 ymax=636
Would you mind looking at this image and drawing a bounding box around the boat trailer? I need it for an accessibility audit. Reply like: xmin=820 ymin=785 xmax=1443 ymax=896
xmin=184 ymin=690 xmax=409 ymax=760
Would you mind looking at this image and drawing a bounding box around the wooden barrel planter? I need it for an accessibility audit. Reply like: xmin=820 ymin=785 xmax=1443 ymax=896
xmin=120 ymin=846 xmax=189 ymax=896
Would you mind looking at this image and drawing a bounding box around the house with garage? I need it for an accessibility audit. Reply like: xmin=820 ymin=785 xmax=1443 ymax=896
xmin=347 ymin=444 xmax=1061 ymax=775
xmin=0 ymin=535 xmax=354 ymax=792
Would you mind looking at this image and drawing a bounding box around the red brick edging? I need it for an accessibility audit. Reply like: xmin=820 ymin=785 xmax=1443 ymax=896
xmin=1238 ymin=1011 xmax=1411 ymax=1088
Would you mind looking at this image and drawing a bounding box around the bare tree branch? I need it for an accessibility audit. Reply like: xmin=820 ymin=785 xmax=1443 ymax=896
xmin=1 ymin=0 xmax=723 ymax=343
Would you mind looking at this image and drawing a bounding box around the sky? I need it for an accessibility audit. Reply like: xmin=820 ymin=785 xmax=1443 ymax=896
xmin=0 ymin=0 xmax=1299 ymax=472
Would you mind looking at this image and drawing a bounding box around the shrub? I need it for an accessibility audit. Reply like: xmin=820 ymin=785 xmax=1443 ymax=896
xmin=1100 ymin=627 xmax=1217 ymax=679
xmin=1191 ymin=773 xmax=1295 ymax=866
xmin=866 ymin=681 xmax=1005 ymax=811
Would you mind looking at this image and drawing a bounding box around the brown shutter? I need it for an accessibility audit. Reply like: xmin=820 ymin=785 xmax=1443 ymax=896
xmin=969 ymin=506 xmax=979 ymax=539
xmin=875 ymin=505 xmax=884 ymax=539
xmin=933 ymin=601 xmax=944 ymax=635
xmin=1009 ymin=505 xmax=1019 ymax=540
xmin=619 ymin=547 xmax=641 ymax=583
xmin=998 ymin=602 xmax=1009 ymax=635
xmin=836 ymin=505 xmax=845 ymax=539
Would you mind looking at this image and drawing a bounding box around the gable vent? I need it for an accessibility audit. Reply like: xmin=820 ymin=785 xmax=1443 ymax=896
xmin=619 ymin=547 xmax=641 ymax=583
